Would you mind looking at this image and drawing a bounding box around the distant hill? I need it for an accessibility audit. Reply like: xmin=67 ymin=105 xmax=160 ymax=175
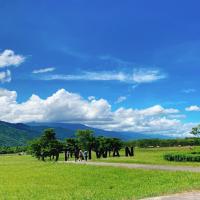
xmin=0 ymin=120 xmax=171 ymax=146
xmin=0 ymin=121 xmax=38 ymax=146
xmin=28 ymin=122 xmax=170 ymax=140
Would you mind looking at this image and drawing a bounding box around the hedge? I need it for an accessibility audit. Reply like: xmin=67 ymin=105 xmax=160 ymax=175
xmin=164 ymin=152 xmax=200 ymax=162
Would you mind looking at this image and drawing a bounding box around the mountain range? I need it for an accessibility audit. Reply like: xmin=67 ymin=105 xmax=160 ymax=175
xmin=0 ymin=120 xmax=170 ymax=146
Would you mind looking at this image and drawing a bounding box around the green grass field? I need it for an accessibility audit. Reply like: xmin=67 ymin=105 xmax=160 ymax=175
xmin=90 ymin=146 xmax=200 ymax=166
xmin=1 ymin=151 xmax=200 ymax=200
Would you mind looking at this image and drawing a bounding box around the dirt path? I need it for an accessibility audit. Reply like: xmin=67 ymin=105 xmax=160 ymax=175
xmin=141 ymin=191 xmax=200 ymax=199
xmin=60 ymin=161 xmax=200 ymax=172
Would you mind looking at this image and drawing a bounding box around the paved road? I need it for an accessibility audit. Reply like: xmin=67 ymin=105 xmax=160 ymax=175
xmin=141 ymin=192 xmax=200 ymax=200
xmin=61 ymin=161 xmax=200 ymax=172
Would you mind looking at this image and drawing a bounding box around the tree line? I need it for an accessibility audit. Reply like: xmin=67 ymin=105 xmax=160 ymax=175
xmin=2 ymin=124 xmax=200 ymax=156
xmin=29 ymin=128 xmax=127 ymax=161
xmin=0 ymin=146 xmax=27 ymax=154
xmin=125 ymin=138 xmax=200 ymax=148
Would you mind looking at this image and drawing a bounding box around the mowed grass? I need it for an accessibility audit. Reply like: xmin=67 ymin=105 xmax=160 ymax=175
xmin=1 ymin=155 xmax=200 ymax=199
xmin=91 ymin=146 xmax=200 ymax=166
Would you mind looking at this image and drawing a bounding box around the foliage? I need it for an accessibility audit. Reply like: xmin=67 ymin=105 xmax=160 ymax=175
xmin=67 ymin=130 xmax=123 ymax=157
xmin=164 ymin=152 xmax=200 ymax=162
xmin=191 ymin=125 xmax=200 ymax=137
xmin=29 ymin=128 xmax=63 ymax=161
xmin=0 ymin=122 xmax=31 ymax=146
xmin=125 ymin=138 xmax=200 ymax=148
xmin=0 ymin=146 xmax=27 ymax=154
xmin=65 ymin=138 xmax=77 ymax=152
xmin=76 ymin=129 xmax=95 ymax=150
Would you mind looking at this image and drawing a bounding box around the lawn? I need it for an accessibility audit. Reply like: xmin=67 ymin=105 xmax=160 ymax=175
xmin=1 ymin=154 xmax=200 ymax=199
xmin=90 ymin=146 xmax=200 ymax=166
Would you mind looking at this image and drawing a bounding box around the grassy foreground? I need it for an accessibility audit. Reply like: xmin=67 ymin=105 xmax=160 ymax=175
xmin=1 ymin=155 xmax=200 ymax=199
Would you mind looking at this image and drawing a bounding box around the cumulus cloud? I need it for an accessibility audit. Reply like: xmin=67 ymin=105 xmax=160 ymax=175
xmin=115 ymin=96 xmax=127 ymax=104
xmin=0 ymin=88 xmax=193 ymax=137
xmin=88 ymin=96 xmax=95 ymax=101
xmin=186 ymin=105 xmax=200 ymax=111
xmin=0 ymin=49 xmax=25 ymax=68
xmin=0 ymin=70 xmax=11 ymax=83
xmin=42 ymin=68 xmax=166 ymax=84
xmin=32 ymin=67 xmax=55 ymax=74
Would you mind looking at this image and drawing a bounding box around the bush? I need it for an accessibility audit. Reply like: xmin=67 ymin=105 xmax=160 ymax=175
xmin=164 ymin=152 xmax=200 ymax=162
xmin=0 ymin=146 xmax=27 ymax=154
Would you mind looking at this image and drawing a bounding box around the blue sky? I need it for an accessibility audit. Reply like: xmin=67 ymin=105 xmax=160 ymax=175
xmin=0 ymin=0 xmax=200 ymax=136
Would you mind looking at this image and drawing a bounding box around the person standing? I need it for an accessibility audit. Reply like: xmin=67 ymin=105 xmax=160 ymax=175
xmin=67 ymin=150 xmax=70 ymax=160
xmin=79 ymin=150 xmax=83 ymax=161
xmin=83 ymin=150 xmax=88 ymax=161
xmin=74 ymin=148 xmax=79 ymax=162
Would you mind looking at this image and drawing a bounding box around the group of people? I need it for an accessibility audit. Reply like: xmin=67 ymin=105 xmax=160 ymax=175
xmin=65 ymin=149 xmax=88 ymax=162
xmin=77 ymin=150 xmax=88 ymax=162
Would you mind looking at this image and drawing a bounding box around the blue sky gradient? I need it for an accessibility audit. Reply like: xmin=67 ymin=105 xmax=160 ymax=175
xmin=0 ymin=0 xmax=200 ymax=136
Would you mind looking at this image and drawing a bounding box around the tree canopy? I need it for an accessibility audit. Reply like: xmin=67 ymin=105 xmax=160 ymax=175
xmin=30 ymin=128 xmax=63 ymax=161
xmin=191 ymin=125 xmax=200 ymax=137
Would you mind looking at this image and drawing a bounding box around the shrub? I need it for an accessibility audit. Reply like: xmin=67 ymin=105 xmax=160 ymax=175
xmin=164 ymin=152 xmax=200 ymax=162
xmin=0 ymin=146 xmax=27 ymax=154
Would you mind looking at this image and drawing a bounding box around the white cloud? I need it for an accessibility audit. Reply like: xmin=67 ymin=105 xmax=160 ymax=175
xmin=88 ymin=96 xmax=95 ymax=101
xmin=0 ymin=88 xmax=193 ymax=137
xmin=182 ymin=88 xmax=196 ymax=94
xmin=42 ymin=69 xmax=166 ymax=84
xmin=0 ymin=70 xmax=11 ymax=83
xmin=32 ymin=67 xmax=55 ymax=74
xmin=0 ymin=49 xmax=25 ymax=83
xmin=43 ymin=71 xmax=126 ymax=81
xmin=132 ymin=69 xmax=166 ymax=83
xmin=115 ymin=96 xmax=127 ymax=104
xmin=186 ymin=105 xmax=200 ymax=111
xmin=0 ymin=49 xmax=25 ymax=68
xmin=135 ymin=105 xmax=179 ymax=116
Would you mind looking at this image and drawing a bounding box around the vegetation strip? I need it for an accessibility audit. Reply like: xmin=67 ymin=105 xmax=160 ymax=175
xmin=60 ymin=161 xmax=200 ymax=172
xmin=164 ymin=152 xmax=200 ymax=162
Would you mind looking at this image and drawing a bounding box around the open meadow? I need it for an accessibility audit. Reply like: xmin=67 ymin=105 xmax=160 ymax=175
xmin=68 ymin=146 xmax=200 ymax=166
xmin=1 ymin=147 xmax=200 ymax=200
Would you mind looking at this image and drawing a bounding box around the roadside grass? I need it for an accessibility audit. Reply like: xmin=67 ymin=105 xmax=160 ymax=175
xmin=1 ymin=155 xmax=200 ymax=199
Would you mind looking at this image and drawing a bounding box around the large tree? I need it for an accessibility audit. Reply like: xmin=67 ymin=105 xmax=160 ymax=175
xmin=76 ymin=129 xmax=95 ymax=159
xmin=191 ymin=125 xmax=200 ymax=137
xmin=76 ymin=129 xmax=94 ymax=149
xmin=30 ymin=128 xmax=63 ymax=161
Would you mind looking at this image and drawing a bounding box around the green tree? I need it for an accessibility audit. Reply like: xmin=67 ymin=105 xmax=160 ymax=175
xmin=76 ymin=129 xmax=94 ymax=150
xmin=76 ymin=129 xmax=95 ymax=159
xmin=65 ymin=138 xmax=77 ymax=151
xmin=93 ymin=136 xmax=108 ymax=158
xmin=30 ymin=128 xmax=63 ymax=161
xmin=191 ymin=125 xmax=200 ymax=137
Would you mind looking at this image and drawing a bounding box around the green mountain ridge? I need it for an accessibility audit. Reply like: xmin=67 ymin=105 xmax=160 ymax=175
xmin=0 ymin=122 xmax=30 ymax=146
xmin=0 ymin=121 xmax=171 ymax=146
